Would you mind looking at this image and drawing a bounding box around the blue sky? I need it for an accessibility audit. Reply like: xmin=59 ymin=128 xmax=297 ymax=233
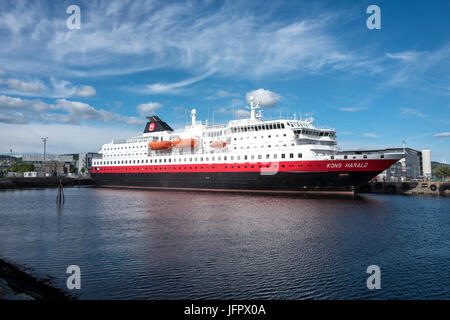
xmin=0 ymin=0 xmax=449 ymax=161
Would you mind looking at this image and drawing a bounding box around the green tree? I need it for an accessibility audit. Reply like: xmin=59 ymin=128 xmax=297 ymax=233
xmin=70 ymin=167 xmax=78 ymax=174
xmin=433 ymin=166 xmax=450 ymax=179
xmin=10 ymin=162 xmax=35 ymax=172
xmin=80 ymin=167 xmax=85 ymax=174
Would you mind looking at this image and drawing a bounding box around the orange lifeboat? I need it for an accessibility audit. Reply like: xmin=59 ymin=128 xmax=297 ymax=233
xmin=210 ymin=141 xmax=226 ymax=148
xmin=172 ymin=139 xmax=197 ymax=148
xmin=149 ymin=141 xmax=172 ymax=150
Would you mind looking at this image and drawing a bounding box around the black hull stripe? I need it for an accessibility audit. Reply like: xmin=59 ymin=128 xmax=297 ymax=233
xmin=91 ymin=171 xmax=381 ymax=191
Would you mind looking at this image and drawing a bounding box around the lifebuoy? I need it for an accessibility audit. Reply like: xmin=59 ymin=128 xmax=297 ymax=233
xmin=430 ymin=184 xmax=437 ymax=191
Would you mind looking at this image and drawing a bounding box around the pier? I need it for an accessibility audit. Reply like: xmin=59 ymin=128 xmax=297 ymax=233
xmin=357 ymin=181 xmax=450 ymax=196
xmin=0 ymin=176 xmax=93 ymax=189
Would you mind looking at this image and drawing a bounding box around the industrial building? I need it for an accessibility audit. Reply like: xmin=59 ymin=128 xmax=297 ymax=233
xmin=340 ymin=147 xmax=432 ymax=182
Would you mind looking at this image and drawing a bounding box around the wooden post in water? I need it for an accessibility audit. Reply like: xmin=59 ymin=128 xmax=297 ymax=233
xmin=56 ymin=179 xmax=65 ymax=205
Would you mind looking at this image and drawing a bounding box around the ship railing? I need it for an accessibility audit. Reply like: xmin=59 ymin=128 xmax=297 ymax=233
xmin=338 ymin=149 xmax=406 ymax=155
xmin=147 ymin=147 xmax=233 ymax=157
xmin=113 ymin=136 xmax=153 ymax=144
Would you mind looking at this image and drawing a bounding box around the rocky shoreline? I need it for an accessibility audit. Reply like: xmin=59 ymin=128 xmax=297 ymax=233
xmin=0 ymin=258 xmax=73 ymax=300
xmin=0 ymin=177 xmax=93 ymax=189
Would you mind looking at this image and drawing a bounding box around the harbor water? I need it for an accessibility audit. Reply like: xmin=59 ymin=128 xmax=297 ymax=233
xmin=0 ymin=187 xmax=449 ymax=299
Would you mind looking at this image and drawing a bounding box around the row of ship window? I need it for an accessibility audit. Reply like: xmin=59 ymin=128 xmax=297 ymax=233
xmin=94 ymin=153 xmax=303 ymax=166
xmin=293 ymin=130 xmax=335 ymax=137
xmin=104 ymin=145 xmax=146 ymax=151
xmin=230 ymin=122 xmax=285 ymax=133
xmin=234 ymin=134 xmax=287 ymax=140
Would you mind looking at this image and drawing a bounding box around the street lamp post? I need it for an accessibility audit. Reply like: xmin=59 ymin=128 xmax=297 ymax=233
xmin=41 ymin=137 xmax=48 ymax=175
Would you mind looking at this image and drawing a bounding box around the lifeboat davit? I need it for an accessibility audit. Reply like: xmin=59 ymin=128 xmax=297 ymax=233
xmin=172 ymin=139 xmax=197 ymax=148
xmin=210 ymin=141 xmax=226 ymax=148
xmin=149 ymin=141 xmax=172 ymax=150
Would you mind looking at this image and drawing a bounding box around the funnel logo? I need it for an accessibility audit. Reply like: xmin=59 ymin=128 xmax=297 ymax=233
xmin=148 ymin=122 xmax=155 ymax=131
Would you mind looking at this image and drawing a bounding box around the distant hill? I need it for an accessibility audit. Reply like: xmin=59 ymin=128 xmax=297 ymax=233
xmin=0 ymin=155 xmax=18 ymax=160
xmin=432 ymin=161 xmax=450 ymax=170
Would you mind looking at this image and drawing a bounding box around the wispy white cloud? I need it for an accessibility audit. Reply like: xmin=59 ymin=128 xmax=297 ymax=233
xmin=137 ymin=102 xmax=163 ymax=117
xmin=0 ymin=0 xmax=376 ymax=80
xmin=6 ymin=78 xmax=45 ymax=93
xmin=384 ymin=45 xmax=450 ymax=93
xmin=386 ymin=51 xmax=422 ymax=62
xmin=49 ymin=78 xmax=97 ymax=98
xmin=362 ymin=133 xmax=381 ymax=138
xmin=338 ymin=107 xmax=368 ymax=112
xmin=205 ymin=90 xmax=240 ymax=100
xmin=433 ymin=132 xmax=450 ymax=138
xmin=400 ymin=108 xmax=428 ymax=118
xmin=0 ymin=76 xmax=97 ymax=98
xmin=0 ymin=94 xmax=143 ymax=126
xmin=142 ymin=70 xmax=215 ymax=94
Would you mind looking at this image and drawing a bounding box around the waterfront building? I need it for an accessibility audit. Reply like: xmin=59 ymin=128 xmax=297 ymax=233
xmin=77 ymin=153 xmax=97 ymax=175
xmin=23 ymin=171 xmax=45 ymax=178
xmin=22 ymin=154 xmax=76 ymax=176
xmin=422 ymin=149 xmax=432 ymax=178
xmin=22 ymin=154 xmax=75 ymax=163
xmin=341 ymin=147 xmax=430 ymax=181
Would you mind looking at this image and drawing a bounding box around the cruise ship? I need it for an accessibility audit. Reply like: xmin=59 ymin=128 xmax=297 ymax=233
xmin=90 ymin=97 xmax=403 ymax=193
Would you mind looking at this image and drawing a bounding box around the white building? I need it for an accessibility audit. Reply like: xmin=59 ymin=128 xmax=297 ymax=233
xmin=77 ymin=153 xmax=97 ymax=174
xmin=23 ymin=171 xmax=45 ymax=178
xmin=422 ymin=149 xmax=432 ymax=178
